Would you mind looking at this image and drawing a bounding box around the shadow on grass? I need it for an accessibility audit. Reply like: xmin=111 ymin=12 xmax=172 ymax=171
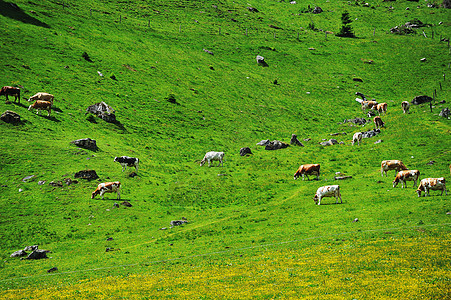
xmin=0 ymin=1 xmax=50 ymax=28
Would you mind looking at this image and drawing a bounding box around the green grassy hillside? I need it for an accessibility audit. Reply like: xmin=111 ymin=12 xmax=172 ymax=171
xmin=0 ymin=0 xmax=450 ymax=298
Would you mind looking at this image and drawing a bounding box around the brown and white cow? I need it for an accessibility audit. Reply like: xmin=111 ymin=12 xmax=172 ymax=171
xmin=361 ymin=100 xmax=378 ymax=112
xmin=352 ymin=132 xmax=363 ymax=146
xmin=374 ymin=102 xmax=387 ymax=115
xmin=381 ymin=160 xmax=408 ymax=177
xmin=416 ymin=178 xmax=447 ymax=197
xmin=294 ymin=164 xmax=320 ymax=180
xmin=0 ymin=86 xmax=20 ymax=103
xmin=373 ymin=116 xmax=384 ymax=129
xmin=392 ymin=170 xmax=420 ymax=188
xmin=313 ymin=185 xmax=342 ymax=205
xmin=28 ymin=100 xmax=52 ymax=116
xmin=28 ymin=92 xmax=54 ymax=104
xmin=91 ymin=181 xmax=121 ymax=199
xmin=401 ymin=101 xmax=410 ymax=114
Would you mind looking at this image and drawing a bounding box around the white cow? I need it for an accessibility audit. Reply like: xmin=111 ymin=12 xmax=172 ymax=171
xmin=416 ymin=178 xmax=447 ymax=197
xmin=200 ymin=151 xmax=225 ymax=167
xmin=313 ymin=185 xmax=342 ymax=205
xmin=28 ymin=92 xmax=54 ymax=104
xmin=352 ymin=132 xmax=363 ymax=146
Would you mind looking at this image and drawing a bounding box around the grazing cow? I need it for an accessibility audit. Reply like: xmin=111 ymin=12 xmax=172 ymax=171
xmin=401 ymin=101 xmax=410 ymax=114
xmin=416 ymin=178 xmax=447 ymax=197
xmin=313 ymin=185 xmax=342 ymax=205
xmin=373 ymin=116 xmax=384 ymax=128
xmin=0 ymin=86 xmax=20 ymax=103
xmin=352 ymin=132 xmax=363 ymax=146
xmin=114 ymin=156 xmax=139 ymax=172
xmin=361 ymin=100 xmax=378 ymax=112
xmin=374 ymin=102 xmax=387 ymax=115
xmin=294 ymin=164 xmax=320 ymax=180
xmin=91 ymin=181 xmax=121 ymax=199
xmin=200 ymin=151 xmax=225 ymax=167
xmin=392 ymin=170 xmax=420 ymax=188
xmin=28 ymin=92 xmax=54 ymax=104
xmin=28 ymin=100 xmax=52 ymax=116
xmin=381 ymin=160 xmax=408 ymax=177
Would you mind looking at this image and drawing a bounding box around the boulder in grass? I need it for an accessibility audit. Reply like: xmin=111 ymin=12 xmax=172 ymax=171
xmin=74 ymin=170 xmax=99 ymax=180
xmin=71 ymin=138 xmax=98 ymax=151
xmin=1 ymin=110 xmax=21 ymax=124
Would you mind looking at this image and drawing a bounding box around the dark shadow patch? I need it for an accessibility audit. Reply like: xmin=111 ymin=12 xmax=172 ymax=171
xmin=0 ymin=1 xmax=50 ymax=28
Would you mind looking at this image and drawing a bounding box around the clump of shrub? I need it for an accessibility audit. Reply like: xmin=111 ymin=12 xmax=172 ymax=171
xmin=336 ymin=11 xmax=355 ymax=38
xmin=165 ymin=93 xmax=178 ymax=104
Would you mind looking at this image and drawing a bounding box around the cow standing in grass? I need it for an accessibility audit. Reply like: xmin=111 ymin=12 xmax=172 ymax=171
xmin=416 ymin=178 xmax=447 ymax=197
xmin=200 ymin=151 xmax=225 ymax=167
xmin=373 ymin=116 xmax=384 ymax=129
xmin=352 ymin=132 xmax=363 ymax=146
xmin=91 ymin=182 xmax=121 ymax=200
xmin=313 ymin=185 xmax=342 ymax=205
xmin=392 ymin=170 xmax=420 ymax=188
xmin=381 ymin=160 xmax=408 ymax=177
xmin=374 ymin=102 xmax=387 ymax=115
xmin=401 ymin=101 xmax=410 ymax=114
xmin=294 ymin=164 xmax=320 ymax=180
xmin=28 ymin=92 xmax=54 ymax=104
xmin=0 ymin=86 xmax=20 ymax=103
xmin=114 ymin=156 xmax=139 ymax=172
xmin=28 ymin=100 xmax=52 ymax=116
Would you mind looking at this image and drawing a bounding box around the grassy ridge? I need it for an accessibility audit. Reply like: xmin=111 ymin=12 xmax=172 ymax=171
xmin=0 ymin=0 xmax=450 ymax=297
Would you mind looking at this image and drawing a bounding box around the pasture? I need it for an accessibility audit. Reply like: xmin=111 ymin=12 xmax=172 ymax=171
xmin=0 ymin=0 xmax=450 ymax=298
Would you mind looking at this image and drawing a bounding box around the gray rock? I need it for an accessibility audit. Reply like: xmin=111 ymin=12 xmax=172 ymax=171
xmin=439 ymin=108 xmax=450 ymax=118
xmin=10 ymin=250 xmax=27 ymax=258
xmin=171 ymin=220 xmax=188 ymax=227
xmin=26 ymin=249 xmax=49 ymax=260
xmin=312 ymin=6 xmax=323 ymax=14
xmin=265 ymin=140 xmax=290 ymax=150
xmin=361 ymin=129 xmax=381 ymax=139
xmin=320 ymin=139 xmax=338 ymax=146
xmin=256 ymin=139 xmax=270 ymax=146
xmin=290 ymin=134 xmax=304 ymax=146
xmin=240 ymin=147 xmax=252 ymax=156
xmin=85 ymin=101 xmax=116 ymax=123
xmin=24 ymin=245 xmax=39 ymax=251
xmin=74 ymin=170 xmax=99 ymax=180
xmin=1 ymin=110 xmax=21 ymax=124
xmin=71 ymin=138 xmax=98 ymax=151
xmin=22 ymin=175 xmax=35 ymax=182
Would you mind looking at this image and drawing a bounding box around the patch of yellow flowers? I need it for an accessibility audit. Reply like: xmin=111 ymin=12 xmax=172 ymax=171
xmin=2 ymin=235 xmax=449 ymax=299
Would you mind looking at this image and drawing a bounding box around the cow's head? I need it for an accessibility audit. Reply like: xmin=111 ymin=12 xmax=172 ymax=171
xmin=392 ymin=179 xmax=399 ymax=188
xmin=91 ymin=190 xmax=100 ymax=199
xmin=416 ymin=189 xmax=423 ymax=197
xmin=313 ymin=194 xmax=319 ymax=204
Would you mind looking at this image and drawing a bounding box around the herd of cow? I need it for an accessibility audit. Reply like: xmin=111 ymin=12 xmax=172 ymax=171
xmin=0 ymin=86 xmax=54 ymax=116
xmin=1 ymin=86 xmax=448 ymax=204
xmin=293 ymin=98 xmax=447 ymax=205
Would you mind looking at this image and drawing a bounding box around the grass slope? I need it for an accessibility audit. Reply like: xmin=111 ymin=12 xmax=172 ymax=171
xmin=0 ymin=0 xmax=450 ymax=298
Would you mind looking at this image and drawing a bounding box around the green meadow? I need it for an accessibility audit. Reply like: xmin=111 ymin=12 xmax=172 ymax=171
xmin=0 ymin=0 xmax=450 ymax=298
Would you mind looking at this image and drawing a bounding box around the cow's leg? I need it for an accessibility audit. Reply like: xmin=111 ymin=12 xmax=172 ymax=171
xmin=117 ymin=189 xmax=120 ymax=200
xmin=317 ymin=196 xmax=321 ymax=205
xmin=302 ymin=174 xmax=305 ymax=181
